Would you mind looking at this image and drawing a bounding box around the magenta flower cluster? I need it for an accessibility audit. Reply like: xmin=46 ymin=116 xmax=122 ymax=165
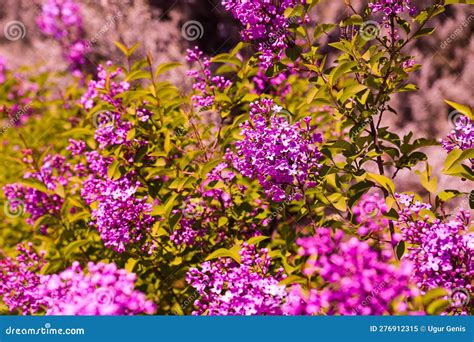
xmin=284 ymin=228 xmax=415 ymax=315
xmin=81 ymin=174 xmax=155 ymax=254
xmin=222 ymin=0 xmax=304 ymax=69
xmin=3 ymin=150 xmax=71 ymax=227
xmin=227 ymin=99 xmax=322 ymax=202
xmin=0 ymin=244 xmax=155 ymax=315
xmin=186 ymin=243 xmax=287 ymax=315
xmin=36 ymin=0 xmax=86 ymax=73
xmin=369 ymin=0 xmax=417 ymax=22
xmin=0 ymin=243 xmax=46 ymax=314
xmin=40 ymin=261 xmax=156 ymax=315
xmin=395 ymin=194 xmax=473 ymax=312
xmin=440 ymin=115 xmax=474 ymax=168
xmin=186 ymin=47 xmax=232 ymax=109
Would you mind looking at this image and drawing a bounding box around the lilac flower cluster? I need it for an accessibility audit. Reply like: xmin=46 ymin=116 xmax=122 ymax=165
xmin=3 ymin=151 xmax=71 ymax=226
xmin=186 ymin=243 xmax=287 ymax=315
xmin=284 ymin=228 xmax=415 ymax=315
xmin=395 ymin=194 xmax=473 ymax=313
xmin=36 ymin=0 xmax=86 ymax=73
xmin=0 ymin=245 xmax=155 ymax=315
xmin=81 ymin=174 xmax=155 ymax=254
xmin=369 ymin=0 xmax=417 ymax=22
xmin=440 ymin=115 xmax=474 ymax=168
xmin=40 ymin=261 xmax=156 ymax=315
xmin=227 ymin=99 xmax=322 ymax=202
xmin=80 ymin=63 xmax=130 ymax=111
xmin=222 ymin=0 xmax=305 ymax=69
xmin=186 ymin=47 xmax=232 ymax=109
xmin=0 ymin=243 xmax=46 ymax=314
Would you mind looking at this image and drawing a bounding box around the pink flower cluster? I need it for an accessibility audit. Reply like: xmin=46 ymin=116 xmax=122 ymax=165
xmin=369 ymin=0 xmax=417 ymax=22
xmin=284 ymin=228 xmax=416 ymax=315
xmin=186 ymin=47 xmax=232 ymax=109
xmin=227 ymin=99 xmax=322 ymax=202
xmin=81 ymin=174 xmax=155 ymax=254
xmin=440 ymin=115 xmax=473 ymax=168
xmin=222 ymin=0 xmax=305 ymax=69
xmin=3 ymin=150 xmax=71 ymax=226
xmin=36 ymin=0 xmax=86 ymax=73
xmin=40 ymin=261 xmax=156 ymax=315
xmin=395 ymin=194 xmax=473 ymax=312
xmin=0 ymin=243 xmax=46 ymax=314
xmin=0 ymin=244 xmax=155 ymax=315
xmin=186 ymin=243 xmax=287 ymax=315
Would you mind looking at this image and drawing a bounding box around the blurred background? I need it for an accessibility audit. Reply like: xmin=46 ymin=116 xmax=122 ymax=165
xmin=0 ymin=0 xmax=473 ymax=199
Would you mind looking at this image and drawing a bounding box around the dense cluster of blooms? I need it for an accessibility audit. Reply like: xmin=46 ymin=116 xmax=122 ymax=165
xmin=36 ymin=0 xmax=86 ymax=73
xmin=395 ymin=194 xmax=473 ymax=313
xmin=186 ymin=243 xmax=287 ymax=315
xmin=81 ymin=174 xmax=155 ymax=254
xmin=186 ymin=47 xmax=232 ymax=109
xmin=284 ymin=228 xmax=416 ymax=315
xmin=227 ymin=99 xmax=322 ymax=202
xmin=40 ymin=261 xmax=156 ymax=315
xmin=0 ymin=244 xmax=155 ymax=315
xmin=0 ymin=243 xmax=46 ymax=314
xmin=222 ymin=0 xmax=304 ymax=69
xmin=440 ymin=115 xmax=474 ymax=168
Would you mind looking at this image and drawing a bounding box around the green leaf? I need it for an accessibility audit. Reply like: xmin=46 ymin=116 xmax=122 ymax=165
xmin=366 ymin=173 xmax=395 ymax=194
xmin=63 ymin=240 xmax=89 ymax=259
xmin=107 ymin=160 xmax=121 ymax=180
xmin=423 ymin=288 xmax=449 ymax=307
xmin=445 ymin=100 xmax=473 ymax=119
xmin=247 ymin=236 xmax=270 ymax=246
xmin=155 ymin=62 xmax=182 ymax=78
xmin=396 ymin=241 xmax=405 ymax=259
xmin=206 ymin=248 xmax=241 ymax=263
xmin=412 ymin=27 xmax=435 ymax=39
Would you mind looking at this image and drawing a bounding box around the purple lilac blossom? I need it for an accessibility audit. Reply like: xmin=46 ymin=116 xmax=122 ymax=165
xmin=226 ymin=99 xmax=322 ymax=202
xmin=395 ymin=193 xmax=473 ymax=314
xmin=186 ymin=243 xmax=287 ymax=315
xmin=283 ymin=228 xmax=416 ymax=315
